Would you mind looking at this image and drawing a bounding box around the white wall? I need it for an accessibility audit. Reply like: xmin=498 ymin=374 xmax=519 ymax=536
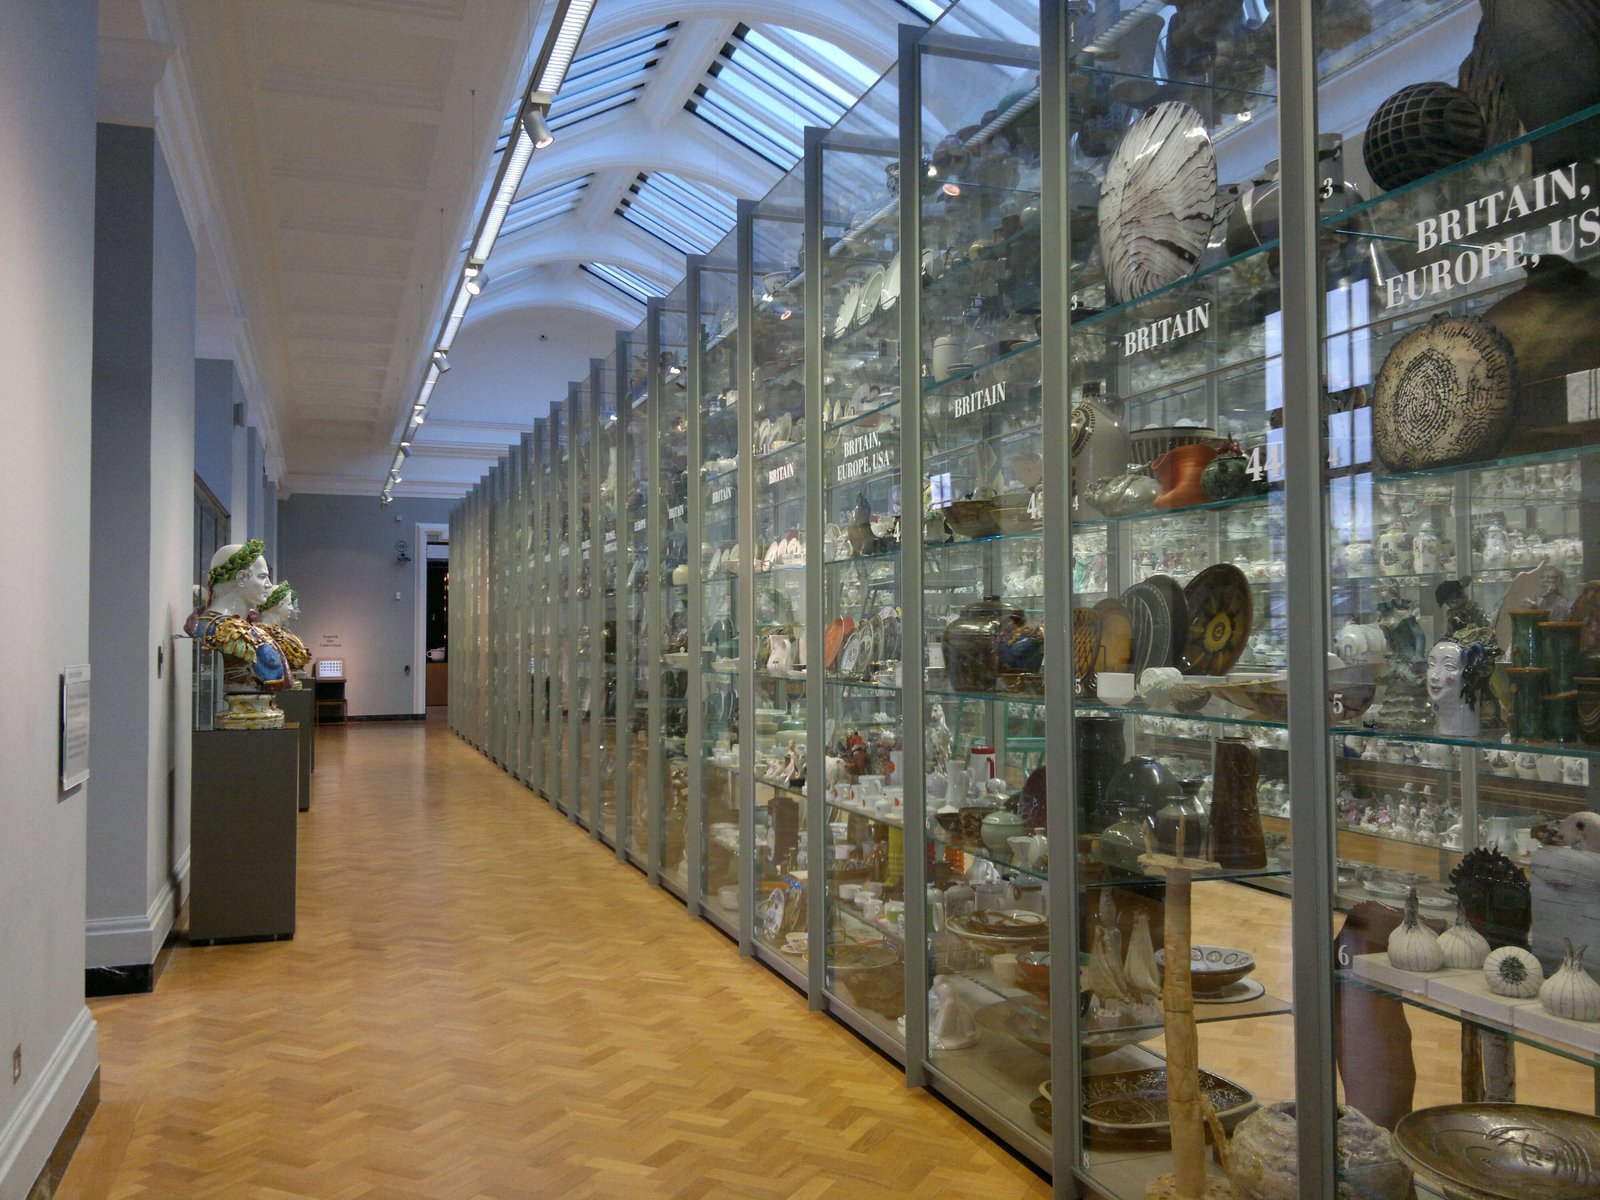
xmin=0 ymin=0 xmax=101 ymax=1194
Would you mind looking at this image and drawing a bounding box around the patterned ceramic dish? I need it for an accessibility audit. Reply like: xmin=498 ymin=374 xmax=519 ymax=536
xmin=1154 ymin=944 xmax=1256 ymax=993
xmin=1395 ymin=1104 xmax=1600 ymax=1200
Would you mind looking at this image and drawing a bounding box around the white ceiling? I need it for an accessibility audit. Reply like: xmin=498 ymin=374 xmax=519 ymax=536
xmin=115 ymin=0 xmax=942 ymax=499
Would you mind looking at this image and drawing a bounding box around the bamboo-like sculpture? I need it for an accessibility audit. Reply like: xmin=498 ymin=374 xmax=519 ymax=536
xmin=1141 ymin=819 xmax=1236 ymax=1200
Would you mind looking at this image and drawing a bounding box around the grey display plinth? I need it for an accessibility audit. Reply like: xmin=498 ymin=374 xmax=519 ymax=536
xmin=189 ymin=725 xmax=298 ymax=944
xmin=279 ymin=688 xmax=315 ymax=810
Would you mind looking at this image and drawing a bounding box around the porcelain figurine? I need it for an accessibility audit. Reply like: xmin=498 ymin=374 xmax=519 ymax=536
xmin=1427 ymin=629 xmax=1499 ymax=739
xmin=1411 ymin=520 xmax=1440 ymax=574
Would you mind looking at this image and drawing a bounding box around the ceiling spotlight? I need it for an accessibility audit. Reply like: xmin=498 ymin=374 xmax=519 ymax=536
xmin=399 ymin=441 xmax=412 ymax=457
xmin=412 ymin=408 xmax=426 ymax=424
xmin=465 ymin=270 xmax=490 ymax=296
xmin=523 ymin=104 xmax=554 ymax=150
xmin=432 ymin=350 xmax=451 ymax=372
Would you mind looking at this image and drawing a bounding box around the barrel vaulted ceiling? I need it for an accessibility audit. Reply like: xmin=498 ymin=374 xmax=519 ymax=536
xmin=127 ymin=0 xmax=975 ymax=498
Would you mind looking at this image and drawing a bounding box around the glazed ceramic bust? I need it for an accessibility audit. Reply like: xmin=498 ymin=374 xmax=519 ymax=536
xmin=258 ymin=580 xmax=311 ymax=677
xmin=1426 ymin=629 xmax=1499 ymax=738
xmin=192 ymin=541 xmax=289 ymax=725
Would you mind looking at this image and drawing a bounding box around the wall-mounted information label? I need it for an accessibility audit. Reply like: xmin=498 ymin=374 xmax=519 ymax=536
xmin=767 ymin=460 xmax=797 ymax=487
xmin=60 ymin=665 xmax=90 ymax=792
xmin=836 ymin=428 xmax=894 ymax=483
xmin=950 ymin=380 xmax=1006 ymax=421
xmin=710 ymin=486 xmax=733 ymax=506
xmin=1121 ymin=301 xmax=1210 ymax=356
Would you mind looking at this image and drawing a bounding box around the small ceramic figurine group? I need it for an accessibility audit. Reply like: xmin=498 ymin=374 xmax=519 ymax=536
xmin=188 ymin=541 xmax=309 ymax=729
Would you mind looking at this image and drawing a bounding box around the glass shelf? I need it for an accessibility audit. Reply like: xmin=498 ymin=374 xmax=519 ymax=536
xmin=827 ymin=394 xmax=902 ymax=435
xmin=921 ymin=340 xmax=1042 ymax=395
xmin=1071 ymin=490 xmax=1275 ymax=528
xmin=1332 ymin=726 xmax=1600 ymax=760
xmin=824 ymin=676 xmax=903 ymax=696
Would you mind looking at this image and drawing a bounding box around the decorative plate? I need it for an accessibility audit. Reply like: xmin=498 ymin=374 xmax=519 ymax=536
xmin=1193 ymin=976 xmax=1266 ymax=1005
xmin=879 ymin=250 xmax=902 ymax=309
xmin=1098 ymin=102 xmax=1218 ymax=304
xmin=838 ymin=624 xmax=873 ymax=680
xmin=824 ymin=616 xmax=854 ymax=674
xmin=1082 ymin=1067 xmax=1256 ymax=1135
xmin=1155 ymin=944 xmax=1256 ymax=993
xmin=856 ymin=267 xmax=885 ymax=327
xmin=1182 ymin=563 xmax=1253 ymax=675
xmin=1395 ymin=1104 xmax=1600 ymax=1200
xmin=1123 ymin=575 xmax=1189 ymax=675
xmin=1093 ymin=597 xmax=1134 ymax=672
xmin=1372 ymin=315 xmax=1517 ymax=472
xmin=832 ymin=284 xmax=860 ymax=339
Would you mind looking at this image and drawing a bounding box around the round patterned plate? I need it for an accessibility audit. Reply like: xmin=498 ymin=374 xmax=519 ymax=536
xmin=1073 ymin=607 xmax=1102 ymax=688
xmin=879 ymin=250 xmax=902 ymax=309
xmin=1123 ymin=575 xmax=1189 ymax=675
xmin=1093 ymin=597 xmax=1134 ymax=672
xmin=1182 ymin=563 xmax=1253 ymax=675
xmin=832 ymin=284 xmax=860 ymax=339
xmin=1098 ymin=101 xmax=1218 ymax=304
xmin=856 ymin=267 xmax=885 ymax=327
xmin=1372 ymin=315 xmax=1516 ymax=472
xmin=1395 ymin=1104 xmax=1600 ymax=1200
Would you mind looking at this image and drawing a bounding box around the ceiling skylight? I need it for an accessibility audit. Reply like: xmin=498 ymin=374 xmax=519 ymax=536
xmin=548 ymin=22 xmax=676 ymax=132
xmin=500 ymin=173 xmax=593 ymax=239
xmin=617 ymin=172 xmax=737 ymax=255
xmin=685 ymin=24 xmax=879 ymax=168
xmin=582 ymin=262 xmax=660 ymax=306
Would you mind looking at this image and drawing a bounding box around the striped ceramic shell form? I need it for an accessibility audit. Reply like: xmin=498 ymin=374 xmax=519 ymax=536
xmin=1097 ymin=102 xmax=1218 ymax=304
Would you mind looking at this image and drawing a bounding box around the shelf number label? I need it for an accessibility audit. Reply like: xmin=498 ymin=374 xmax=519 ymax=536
xmin=1246 ymin=438 xmax=1285 ymax=484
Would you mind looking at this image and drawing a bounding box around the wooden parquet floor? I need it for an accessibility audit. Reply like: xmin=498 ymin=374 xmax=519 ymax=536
xmin=57 ymin=714 xmax=1049 ymax=1200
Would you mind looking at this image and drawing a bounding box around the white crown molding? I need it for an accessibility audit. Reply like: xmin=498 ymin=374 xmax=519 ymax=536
xmin=286 ymin=472 xmax=472 ymax=500
xmin=97 ymin=34 xmax=172 ymax=126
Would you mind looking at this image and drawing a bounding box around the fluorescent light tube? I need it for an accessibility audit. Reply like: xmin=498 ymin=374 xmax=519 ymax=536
xmin=536 ymin=0 xmax=596 ymax=94
xmin=471 ymin=127 xmax=534 ymax=263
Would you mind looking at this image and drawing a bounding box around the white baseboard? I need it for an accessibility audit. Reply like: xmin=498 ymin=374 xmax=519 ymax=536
xmin=84 ymin=878 xmax=176 ymax=970
xmin=0 ymin=1007 xmax=97 ymax=1200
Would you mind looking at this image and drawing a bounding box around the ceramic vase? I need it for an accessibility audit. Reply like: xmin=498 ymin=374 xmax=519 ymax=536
xmin=1509 ymin=609 xmax=1550 ymax=668
xmin=1076 ymin=716 xmax=1126 ymax=834
xmin=1508 ymin=666 xmax=1550 ymax=741
xmin=1070 ymin=384 xmax=1130 ymax=519
xmin=1547 ymin=691 xmax=1580 ymax=743
xmin=1095 ymin=754 xmax=1177 ymax=872
xmin=1150 ymin=442 xmax=1220 ymax=510
xmin=1538 ymin=620 xmax=1583 ymax=693
xmin=942 ymin=596 xmax=1009 ymax=692
xmin=1200 ymin=448 xmax=1255 ymax=501
xmin=1148 ymin=776 xmax=1209 ymax=859
xmin=1210 ymin=737 xmax=1267 ymax=870
xmin=1576 ymin=677 xmax=1600 ymax=747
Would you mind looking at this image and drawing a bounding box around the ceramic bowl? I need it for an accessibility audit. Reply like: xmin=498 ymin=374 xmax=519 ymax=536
xmin=1015 ymin=950 xmax=1051 ymax=997
xmin=941 ymin=499 xmax=1001 ymax=539
xmin=1155 ymin=945 xmax=1256 ymax=993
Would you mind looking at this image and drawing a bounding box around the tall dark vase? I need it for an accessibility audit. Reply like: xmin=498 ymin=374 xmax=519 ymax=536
xmin=1210 ymin=736 xmax=1267 ymax=870
xmin=1076 ymin=715 xmax=1127 ymax=834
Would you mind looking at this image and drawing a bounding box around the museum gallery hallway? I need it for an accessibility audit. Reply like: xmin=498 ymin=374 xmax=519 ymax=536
xmin=57 ymin=715 xmax=1048 ymax=1200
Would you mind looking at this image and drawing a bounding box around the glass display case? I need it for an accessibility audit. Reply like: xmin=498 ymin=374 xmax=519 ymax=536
xmin=907 ymin=0 xmax=1055 ymax=1151
xmin=592 ymin=354 xmax=620 ymax=845
xmin=450 ymin=7 xmax=1600 ymax=1193
xmin=547 ymin=397 xmax=570 ymax=816
xmin=570 ymin=378 xmax=594 ymax=827
xmin=652 ymin=284 xmax=692 ymax=898
xmin=813 ymin=65 xmax=910 ymax=1052
xmin=1310 ymin=8 xmax=1600 ymax=1198
xmin=692 ymin=233 xmax=745 ymax=930
xmin=619 ymin=321 xmax=651 ymax=868
xmin=528 ymin=416 xmax=550 ymax=798
xmin=745 ymin=174 xmax=811 ymax=974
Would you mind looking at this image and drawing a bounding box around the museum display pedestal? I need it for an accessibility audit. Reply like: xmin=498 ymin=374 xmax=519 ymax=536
xmin=189 ymin=725 xmax=298 ymax=944
xmin=279 ymin=688 xmax=314 ymax=811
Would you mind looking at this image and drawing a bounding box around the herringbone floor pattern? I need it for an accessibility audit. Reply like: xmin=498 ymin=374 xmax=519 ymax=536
xmin=58 ymin=714 xmax=1048 ymax=1200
